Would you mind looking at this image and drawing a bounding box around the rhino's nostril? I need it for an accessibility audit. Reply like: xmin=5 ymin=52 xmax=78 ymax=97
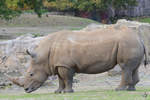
xmin=25 ymin=88 xmax=29 ymax=91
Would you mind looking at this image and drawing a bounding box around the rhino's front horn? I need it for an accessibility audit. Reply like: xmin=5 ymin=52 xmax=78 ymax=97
xmin=6 ymin=75 xmax=24 ymax=87
xmin=26 ymin=49 xmax=36 ymax=58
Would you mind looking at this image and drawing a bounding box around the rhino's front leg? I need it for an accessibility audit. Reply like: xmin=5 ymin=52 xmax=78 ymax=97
xmin=57 ymin=66 xmax=74 ymax=93
xmin=55 ymin=76 xmax=65 ymax=93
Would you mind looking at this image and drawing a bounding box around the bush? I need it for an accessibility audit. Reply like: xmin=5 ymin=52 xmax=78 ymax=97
xmin=0 ymin=0 xmax=137 ymax=20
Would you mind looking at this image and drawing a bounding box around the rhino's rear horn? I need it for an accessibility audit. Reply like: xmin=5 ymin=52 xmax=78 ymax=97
xmin=26 ymin=49 xmax=36 ymax=58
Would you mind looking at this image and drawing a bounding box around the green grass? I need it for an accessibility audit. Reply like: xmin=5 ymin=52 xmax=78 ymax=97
xmin=0 ymin=88 xmax=150 ymax=100
xmin=131 ymin=17 xmax=150 ymax=23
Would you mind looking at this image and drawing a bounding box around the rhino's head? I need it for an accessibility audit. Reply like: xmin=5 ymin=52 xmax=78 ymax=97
xmin=9 ymin=50 xmax=50 ymax=93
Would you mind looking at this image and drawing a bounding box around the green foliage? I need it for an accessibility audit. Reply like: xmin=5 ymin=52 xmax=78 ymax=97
xmin=44 ymin=0 xmax=110 ymax=12
xmin=0 ymin=0 xmax=44 ymax=20
xmin=0 ymin=0 xmax=21 ymax=20
xmin=44 ymin=0 xmax=137 ymax=12
xmin=44 ymin=0 xmax=74 ymax=11
xmin=112 ymin=0 xmax=137 ymax=9
xmin=132 ymin=17 xmax=150 ymax=24
xmin=72 ymin=0 xmax=110 ymax=12
xmin=0 ymin=0 xmax=137 ymax=20
xmin=6 ymin=0 xmax=19 ymax=10
xmin=17 ymin=0 xmax=44 ymax=17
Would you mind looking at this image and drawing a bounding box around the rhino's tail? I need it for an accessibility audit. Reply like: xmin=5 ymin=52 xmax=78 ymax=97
xmin=144 ymin=46 xmax=148 ymax=66
xmin=142 ymin=42 xmax=148 ymax=66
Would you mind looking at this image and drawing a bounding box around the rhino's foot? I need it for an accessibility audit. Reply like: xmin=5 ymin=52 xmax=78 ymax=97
xmin=127 ymin=86 xmax=136 ymax=91
xmin=115 ymin=86 xmax=127 ymax=91
xmin=63 ymin=89 xmax=74 ymax=93
xmin=54 ymin=89 xmax=64 ymax=94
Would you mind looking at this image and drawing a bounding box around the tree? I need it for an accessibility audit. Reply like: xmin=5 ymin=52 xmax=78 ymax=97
xmin=44 ymin=0 xmax=74 ymax=11
xmin=0 ymin=0 xmax=21 ymax=20
xmin=0 ymin=0 xmax=137 ymax=20
xmin=17 ymin=0 xmax=44 ymax=17
xmin=0 ymin=0 xmax=44 ymax=20
xmin=112 ymin=0 xmax=137 ymax=9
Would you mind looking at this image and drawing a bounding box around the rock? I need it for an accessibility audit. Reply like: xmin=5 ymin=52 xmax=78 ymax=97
xmin=0 ymin=34 xmax=43 ymax=85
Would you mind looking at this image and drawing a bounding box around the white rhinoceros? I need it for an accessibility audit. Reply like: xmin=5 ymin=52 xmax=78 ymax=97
xmin=9 ymin=25 xmax=147 ymax=93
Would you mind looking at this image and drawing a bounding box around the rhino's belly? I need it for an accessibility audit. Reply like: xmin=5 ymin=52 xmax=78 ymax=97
xmin=77 ymin=61 xmax=116 ymax=74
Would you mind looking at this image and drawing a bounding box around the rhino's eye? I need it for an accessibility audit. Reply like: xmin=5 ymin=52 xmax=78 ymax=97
xmin=30 ymin=73 xmax=33 ymax=77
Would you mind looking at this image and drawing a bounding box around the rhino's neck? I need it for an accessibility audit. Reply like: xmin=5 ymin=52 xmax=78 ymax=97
xmin=40 ymin=32 xmax=68 ymax=76
xmin=47 ymin=33 xmax=64 ymax=76
xmin=34 ymin=35 xmax=54 ymax=76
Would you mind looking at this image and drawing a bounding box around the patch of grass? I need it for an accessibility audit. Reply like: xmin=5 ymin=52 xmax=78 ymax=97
xmin=0 ymin=88 xmax=150 ymax=100
xmin=69 ymin=26 xmax=85 ymax=30
xmin=131 ymin=17 xmax=150 ymax=23
xmin=32 ymin=33 xmax=44 ymax=37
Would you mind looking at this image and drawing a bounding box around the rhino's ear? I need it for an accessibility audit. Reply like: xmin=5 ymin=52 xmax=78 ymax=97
xmin=26 ymin=49 xmax=36 ymax=58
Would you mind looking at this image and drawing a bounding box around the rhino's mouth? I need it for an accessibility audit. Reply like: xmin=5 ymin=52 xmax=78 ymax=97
xmin=25 ymin=83 xmax=43 ymax=93
xmin=25 ymin=87 xmax=36 ymax=93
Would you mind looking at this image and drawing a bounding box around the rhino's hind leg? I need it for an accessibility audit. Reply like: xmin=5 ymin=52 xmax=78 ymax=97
xmin=127 ymin=68 xmax=139 ymax=91
xmin=57 ymin=66 xmax=74 ymax=93
xmin=55 ymin=76 xmax=65 ymax=93
xmin=116 ymin=59 xmax=141 ymax=91
xmin=115 ymin=68 xmax=132 ymax=91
